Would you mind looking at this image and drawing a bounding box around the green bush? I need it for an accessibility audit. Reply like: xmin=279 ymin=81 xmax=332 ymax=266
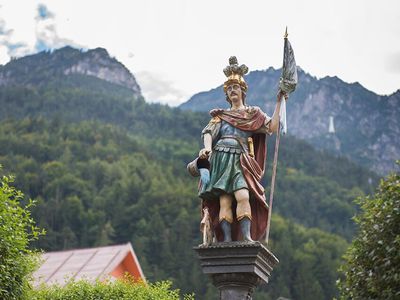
xmin=0 ymin=169 xmax=43 ymax=299
xmin=338 ymin=165 xmax=400 ymax=299
xmin=30 ymin=278 xmax=194 ymax=300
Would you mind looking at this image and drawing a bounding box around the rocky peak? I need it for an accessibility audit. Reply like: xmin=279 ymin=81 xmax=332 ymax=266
xmin=62 ymin=47 xmax=141 ymax=93
xmin=0 ymin=46 xmax=141 ymax=94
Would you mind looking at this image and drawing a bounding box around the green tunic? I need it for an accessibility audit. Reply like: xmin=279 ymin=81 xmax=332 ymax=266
xmin=199 ymin=151 xmax=247 ymax=199
xmin=199 ymin=120 xmax=252 ymax=199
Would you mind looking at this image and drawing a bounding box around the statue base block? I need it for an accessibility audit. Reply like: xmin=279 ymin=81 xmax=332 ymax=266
xmin=194 ymin=241 xmax=279 ymax=300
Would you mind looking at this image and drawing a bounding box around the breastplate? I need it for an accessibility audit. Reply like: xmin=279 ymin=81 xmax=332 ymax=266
xmin=214 ymin=121 xmax=251 ymax=153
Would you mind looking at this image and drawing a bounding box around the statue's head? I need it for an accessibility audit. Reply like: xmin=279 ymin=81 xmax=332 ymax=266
xmin=226 ymin=83 xmax=246 ymax=106
xmin=223 ymin=56 xmax=248 ymax=106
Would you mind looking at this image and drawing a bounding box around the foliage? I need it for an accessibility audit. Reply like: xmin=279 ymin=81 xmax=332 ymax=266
xmin=30 ymin=278 xmax=194 ymax=300
xmin=337 ymin=167 xmax=400 ymax=299
xmin=0 ymin=53 xmax=380 ymax=299
xmin=0 ymin=76 xmax=208 ymax=142
xmin=0 ymin=116 xmax=376 ymax=299
xmin=0 ymin=168 xmax=43 ymax=300
xmin=255 ymin=215 xmax=348 ymax=300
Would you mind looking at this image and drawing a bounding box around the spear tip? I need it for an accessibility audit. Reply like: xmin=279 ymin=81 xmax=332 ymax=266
xmin=284 ymin=26 xmax=288 ymax=39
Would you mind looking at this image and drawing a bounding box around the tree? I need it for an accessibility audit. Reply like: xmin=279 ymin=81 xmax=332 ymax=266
xmin=0 ymin=168 xmax=44 ymax=299
xmin=338 ymin=165 xmax=400 ymax=299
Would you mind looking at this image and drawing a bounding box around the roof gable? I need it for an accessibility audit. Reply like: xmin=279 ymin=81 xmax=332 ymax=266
xmin=34 ymin=243 xmax=145 ymax=287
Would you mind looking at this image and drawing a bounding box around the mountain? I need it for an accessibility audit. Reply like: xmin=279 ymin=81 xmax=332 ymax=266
xmin=180 ymin=67 xmax=400 ymax=175
xmin=0 ymin=46 xmax=205 ymax=141
xmin=0 ymin=47 xmax=381 ymax=299
xmin=0 ymin=46 xmax=141 ymax=93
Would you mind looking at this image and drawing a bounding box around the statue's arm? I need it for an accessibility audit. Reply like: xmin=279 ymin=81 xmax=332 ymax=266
xmin=199 ymin=117 xmax=221 ymax=158
xmin=269 ymin=99 xmax=282 ymax=133
xmin=271 ymin=90 xmax=289 ymax=132
xmin=199 ymin=133 xmax=212 ymax=158
xmin=258 ymin=90 xmax=288 ymax=134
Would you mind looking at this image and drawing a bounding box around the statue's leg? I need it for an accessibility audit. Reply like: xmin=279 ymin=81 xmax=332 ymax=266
xmin=219 ymin=194 xmax=233 ymax=242
xmin=234 ymin=189 xmax=254 ymax=242
xmin=235 ymin=189 xmax=251 ymax=220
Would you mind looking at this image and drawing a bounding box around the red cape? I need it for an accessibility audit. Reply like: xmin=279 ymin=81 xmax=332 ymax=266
xmin=202 ymin=107 xmax=269 ymax=241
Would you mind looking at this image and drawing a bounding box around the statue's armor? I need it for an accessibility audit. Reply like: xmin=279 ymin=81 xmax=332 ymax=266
xmin=214 ymin=121 xmax=251 ymax=154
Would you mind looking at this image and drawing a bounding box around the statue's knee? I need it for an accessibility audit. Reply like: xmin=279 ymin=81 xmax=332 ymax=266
xmin=235 ymin=189 xmax=251 ymax=221
xmin=219 ymin=195 xmax=233 ymax=223
xmin=235 ymin=189 xmax=249 ymax=203
xmin=219 ymin=207 xmax=233 ymax=223
xmin=220 ymin=199 xmax=232 ymax=209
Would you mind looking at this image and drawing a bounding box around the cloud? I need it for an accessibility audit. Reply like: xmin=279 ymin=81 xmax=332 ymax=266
xmin=36 ymin=4 xmax=54 ymax=20
xmin=0 ymin=18 xmax=30 ymax=59
xmin=386 ymin=52 xmax=400 ymax=73
xmin=0 ymin=3 xmax=84 ymax=64
xmin=135 ymin=71 xmax=189 ymax=106
xmin=34 ymin=4 xmax=84 ymax=52
xmin=0 ymin=19 xmax=11 ymax=36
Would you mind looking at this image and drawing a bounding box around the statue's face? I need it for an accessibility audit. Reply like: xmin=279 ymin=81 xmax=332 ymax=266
xmin=227 ymin=83 xmax=243 ymax=105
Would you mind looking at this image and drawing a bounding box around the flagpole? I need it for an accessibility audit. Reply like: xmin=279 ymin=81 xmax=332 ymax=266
xmin=265 ymin=97 xmax=283 ymax=245
xmin=265 ymin=26 xmax=295 ymax=245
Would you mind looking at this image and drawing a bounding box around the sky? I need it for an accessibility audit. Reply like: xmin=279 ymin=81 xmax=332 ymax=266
xmin=0 ymin=0 xmax=399 ymax=106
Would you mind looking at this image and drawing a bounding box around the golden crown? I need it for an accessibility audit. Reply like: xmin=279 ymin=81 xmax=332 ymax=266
xmin=223 ymin=56 xmax=249 ymax=93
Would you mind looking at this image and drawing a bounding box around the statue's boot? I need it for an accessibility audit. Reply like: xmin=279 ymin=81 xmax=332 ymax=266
xmin=240 ymin=217 xmax=254 ymax=242
xmin=220 ymin=219 xmax=232 ymax=242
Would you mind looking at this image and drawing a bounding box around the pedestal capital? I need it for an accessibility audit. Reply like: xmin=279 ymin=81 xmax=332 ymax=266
xmin=194 ymin=241 xmax=279 ymax=299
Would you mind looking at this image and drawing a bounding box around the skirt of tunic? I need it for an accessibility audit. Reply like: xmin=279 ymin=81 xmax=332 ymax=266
xmin=198 ymin=150 xmax=248 ymax=200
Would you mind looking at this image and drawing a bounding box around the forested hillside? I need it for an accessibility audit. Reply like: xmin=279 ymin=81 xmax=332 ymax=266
xmin=0 ymin=47 xmax=380 ymax=299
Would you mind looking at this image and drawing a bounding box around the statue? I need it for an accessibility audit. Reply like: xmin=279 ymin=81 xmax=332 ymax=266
xmin=190 ymin=56 xmax=287 ymax=243
xmin=193 ymin=31 xmax=297 ymax=300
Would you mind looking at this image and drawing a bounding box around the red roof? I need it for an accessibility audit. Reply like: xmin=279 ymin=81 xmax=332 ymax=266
xmin=33 ymin=243 xmax=145 ymax=287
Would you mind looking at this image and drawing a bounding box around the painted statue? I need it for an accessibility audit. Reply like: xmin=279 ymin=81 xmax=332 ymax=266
xmin=191 ymin=56 xmax=287 ymax=243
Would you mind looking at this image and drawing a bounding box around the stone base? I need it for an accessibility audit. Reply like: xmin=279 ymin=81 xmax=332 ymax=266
xmin=194 ymin=241 xmax=279 ymax=300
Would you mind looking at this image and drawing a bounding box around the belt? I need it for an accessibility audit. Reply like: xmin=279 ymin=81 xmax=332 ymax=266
xmin=219 ymin=135 xmax=248 ymax=151
xmin=220 ymin=135 xmax=246 ymax=143
xmin=219 ymin=135 xmax=254 ymax=158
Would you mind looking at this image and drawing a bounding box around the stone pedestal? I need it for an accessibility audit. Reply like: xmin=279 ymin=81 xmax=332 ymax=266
xmin=194 ymin=241 xmax=279 ymax=300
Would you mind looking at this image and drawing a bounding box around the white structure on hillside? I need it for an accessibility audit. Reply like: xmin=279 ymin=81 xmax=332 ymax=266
xmin=329 ymin=116 xmax=335 ymax=133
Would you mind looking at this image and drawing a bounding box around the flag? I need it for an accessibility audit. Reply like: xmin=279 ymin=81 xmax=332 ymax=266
xmin=279 ymin=34 xmax=297 ymax=134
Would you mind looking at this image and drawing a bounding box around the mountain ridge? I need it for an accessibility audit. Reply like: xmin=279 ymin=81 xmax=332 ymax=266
xmin=0 ymin=46 xmax=141 ymax=94
xmin=180 ymin=67 xmax=399 ymax=174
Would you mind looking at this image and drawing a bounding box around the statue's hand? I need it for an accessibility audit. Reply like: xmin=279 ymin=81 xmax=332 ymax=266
xmin=199 ymin=148 xmax=212 ymax=159
xmin=210 ymin=108 xmax=224 ymax=117
xmin=277 ymin=90 xmax=288 ymax=102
